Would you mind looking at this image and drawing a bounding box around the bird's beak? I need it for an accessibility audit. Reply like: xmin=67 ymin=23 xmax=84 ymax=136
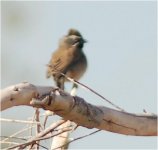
xmin=83 ymin=39 xmax=87 ymax=43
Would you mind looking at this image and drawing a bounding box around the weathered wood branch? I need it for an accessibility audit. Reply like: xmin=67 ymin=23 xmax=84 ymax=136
xmin=0 ymin=82 xmax=157 ymax=136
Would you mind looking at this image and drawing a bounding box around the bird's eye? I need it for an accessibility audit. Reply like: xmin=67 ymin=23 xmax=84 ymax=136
xmin=66 ymin=38 xmax=79 ymax=45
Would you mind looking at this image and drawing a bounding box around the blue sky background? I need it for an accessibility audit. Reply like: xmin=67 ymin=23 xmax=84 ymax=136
xmin=1 ymin=1 xmax=157 ymax=149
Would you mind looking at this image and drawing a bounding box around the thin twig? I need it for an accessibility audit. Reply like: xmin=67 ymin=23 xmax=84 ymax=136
xmin=0 ymin=118 xmax=40 ymax=124
xmin=7 ymin=128 xmax=72 ymax=149
xmin=52 ymin=129 xmax=101 ymax=150
xmin=6 ymin=120 xmax=66 ymax=149
xmin=1 ymin=125 xmax=36 ymax=142
xmin=30 ymin=108 xmax=37 ymax=136
xmin=0 ymin=141 xmax=20 ymax=145
xmin=47 ymin=64 xmax=125 ymax=112
xmin=0 ymin=136 xmax=27 ymax=141
xmin=34 ymin=128 xmax=72 ymax=141
xmin=30 ymin=108 xmax=41 ymax=149
xmin=37 ymin=143 xmax=49 ymax=150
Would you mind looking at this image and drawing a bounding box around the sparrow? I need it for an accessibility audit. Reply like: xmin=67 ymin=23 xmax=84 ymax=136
xmin=46 ymin=29 xmax=87 ymax=90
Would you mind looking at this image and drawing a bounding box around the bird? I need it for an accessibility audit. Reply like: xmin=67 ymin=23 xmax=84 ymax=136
xmin=46 ymin=29 xmax=87 ymax=91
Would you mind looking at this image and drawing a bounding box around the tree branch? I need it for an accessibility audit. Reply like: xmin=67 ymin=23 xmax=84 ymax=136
xmin=1 ymin=82 xmax=157 ymax=136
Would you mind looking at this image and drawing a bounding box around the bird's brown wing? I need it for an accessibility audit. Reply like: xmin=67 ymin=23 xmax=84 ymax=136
xmin=47 ymin=49 xmax=75 ymax=79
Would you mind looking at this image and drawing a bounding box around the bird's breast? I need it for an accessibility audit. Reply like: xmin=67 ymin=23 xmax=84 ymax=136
xmin=65 ymin=53 xmax=87 ymax=81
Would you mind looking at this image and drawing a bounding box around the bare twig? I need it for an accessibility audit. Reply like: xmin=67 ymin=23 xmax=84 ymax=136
xmin=30 ymin=108 xmax=37 ymax=136
xmin=43 ymin=111 xmax=55 ymax=129
xmin=0 ymin=141 xmax=20 ymax=145
xmin=52 ymin=129 xmax=101 ymax=150
xmin=37 ymin=143 xmax=49 ymax=150
xmin=33 ymin=128 xmax=72 ymax=141
xmin=0 ymin=118 xmax=40 ymax=124
xmin=1 ymin=125 xmax=36 ymax=142
xmin=14 ymin=119 xmax=66 ymax=149
xmin=0 ymin=136 xmax=27 ymax=141
xmin=7 ymin=127 xmax=72 ymax=149
xmin=36 ymin=109 xmax=41 ymax=132
xmin=47 ymin=64 xmax=125 ymax=112
xmin=30 ymin=108 xmax=41 ymax=149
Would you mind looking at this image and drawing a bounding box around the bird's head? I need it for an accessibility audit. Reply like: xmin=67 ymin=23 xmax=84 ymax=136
xmin=59 ymin=29 xmax=87 ymax=49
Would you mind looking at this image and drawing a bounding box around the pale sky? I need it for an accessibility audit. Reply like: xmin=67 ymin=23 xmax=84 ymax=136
xmin=1 ymin=1 xmax=157 ymax=149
